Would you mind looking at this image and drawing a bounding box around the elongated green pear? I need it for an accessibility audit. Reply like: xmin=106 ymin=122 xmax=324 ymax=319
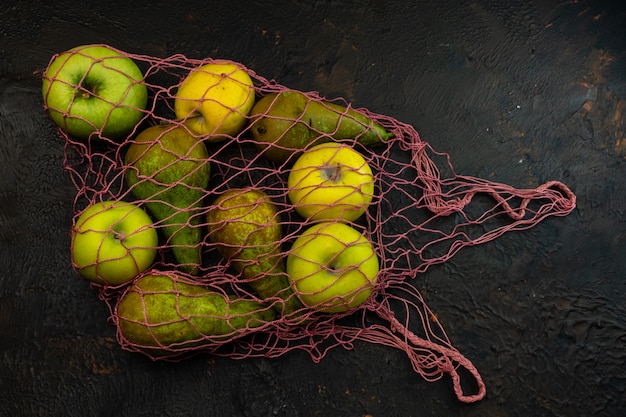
xmin=116 ymin=272 xmax=276 ymax=356
xmin=206 ymin=188 xmax=303 ymax=317
xmin=124 ymin=124 xmax=210 ymax=275
xmin=248 ymin=91 xmax=394 ymax=164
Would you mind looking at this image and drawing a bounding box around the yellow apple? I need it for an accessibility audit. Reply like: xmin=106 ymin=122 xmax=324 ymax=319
xmin=174 ymin=61 xmax=255 ymax=141
xmin=286 ymin=222 xmax=379 ymax=313
xmin=71 ymin=200 xmax=158 ymax=286
xmin=287 ymin=142 xmax=375 ymax=222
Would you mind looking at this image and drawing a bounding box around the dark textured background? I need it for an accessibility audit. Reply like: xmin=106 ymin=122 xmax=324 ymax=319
xmin=1 ymin=1 xmax=625 ymax=416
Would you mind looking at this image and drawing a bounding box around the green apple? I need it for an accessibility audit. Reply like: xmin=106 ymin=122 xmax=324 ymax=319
xmin=174 ymin=61 xmax=255 ymax=142
xmin=71 ymin=200 xmax=158 ymax=286
xmin=286 ymin=222 xmax=379 ymax=313
xmin=42 ymin=44 xmax=148 ymax=140
xmin=287 ymin=142 xmax=375 ymax=222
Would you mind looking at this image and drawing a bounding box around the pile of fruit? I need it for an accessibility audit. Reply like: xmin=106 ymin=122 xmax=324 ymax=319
xmin=42 ymin=44 xmax=395 ymax=355
xmin=41 ymin=44 xmax=576 ymax=403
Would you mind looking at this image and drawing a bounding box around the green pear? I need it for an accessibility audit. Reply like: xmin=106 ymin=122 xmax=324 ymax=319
xmin=206 ymin=188 xmax=303 ymax=317
xmin=124 ymin=124 xmax=210 ymax=275
xmin=116 ymin=272 xmax=276 ymax=356
xmin=248 ymin=91 xmax=394 ymax=164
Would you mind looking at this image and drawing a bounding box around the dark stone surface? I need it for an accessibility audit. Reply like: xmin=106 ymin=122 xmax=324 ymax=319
xmin=1 ymin=0 xmax=624 ymax=416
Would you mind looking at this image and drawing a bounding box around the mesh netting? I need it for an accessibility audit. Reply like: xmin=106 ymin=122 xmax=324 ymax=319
xmin=44 ymin=45 xmax=576 ymax=403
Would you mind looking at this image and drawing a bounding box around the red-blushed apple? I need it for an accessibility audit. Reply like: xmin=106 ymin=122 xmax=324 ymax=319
xmin=71 ymin=200 xmax=158 ymax=286
xmin=287 ymin=142 xmax=375 ymax=222
xmin=42 ymin=44 xmax=148 ymax=140
xmin=286 ymin=221 xmax=379 ymax=313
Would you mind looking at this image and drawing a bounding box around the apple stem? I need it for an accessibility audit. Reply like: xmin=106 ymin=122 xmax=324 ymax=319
xmin=78 ymin=79 xmax=97 ymax=98
xmin=327 ymin=259 xmax=344 ymax=274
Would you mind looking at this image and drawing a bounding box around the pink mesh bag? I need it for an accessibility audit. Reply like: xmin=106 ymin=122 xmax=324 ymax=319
xmin=44 ymin=45 xmax=576 ymax=403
